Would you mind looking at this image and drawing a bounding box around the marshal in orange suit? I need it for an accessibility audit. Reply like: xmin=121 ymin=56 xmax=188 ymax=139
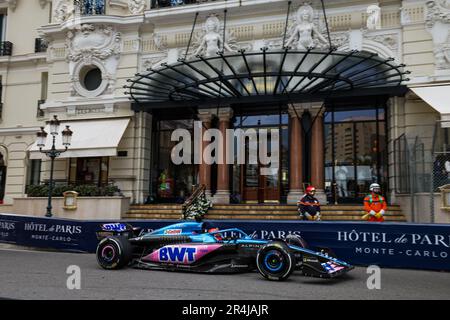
xmin=363 ymin=183 xmax=387 ymax=222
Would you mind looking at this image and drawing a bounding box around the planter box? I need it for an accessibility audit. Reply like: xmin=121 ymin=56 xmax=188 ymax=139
xmin=11 ymin=197 xmax=130 ymax=220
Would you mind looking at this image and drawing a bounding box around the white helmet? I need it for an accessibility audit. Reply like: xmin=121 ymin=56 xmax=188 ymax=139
xmin=370 ymin=183 xmax=381 ymax=192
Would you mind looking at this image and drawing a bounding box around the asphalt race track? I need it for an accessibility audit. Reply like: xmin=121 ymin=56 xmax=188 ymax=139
xmin=0 ymin=247 xmax=449 ymax=300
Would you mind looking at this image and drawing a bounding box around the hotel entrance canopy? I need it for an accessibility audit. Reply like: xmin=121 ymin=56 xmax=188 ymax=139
xmin=126 ymin=49 xmax=410 ymax=109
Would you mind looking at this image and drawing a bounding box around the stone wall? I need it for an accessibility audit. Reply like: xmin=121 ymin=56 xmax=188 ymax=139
xmin=12 ymin=197 xmax=130 ymax=220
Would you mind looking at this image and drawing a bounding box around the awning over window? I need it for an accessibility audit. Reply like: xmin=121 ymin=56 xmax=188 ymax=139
xmin=411 ymin=85 xmax=450 ymax=127
xmin=411 ymin=85 xmax=450 ymax=114
xmin=28 ymin=118 xmax=130 ymax=160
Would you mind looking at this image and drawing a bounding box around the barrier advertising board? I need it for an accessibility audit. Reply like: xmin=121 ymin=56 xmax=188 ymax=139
xmin=0 ymin=214 xmax=449 ymax=271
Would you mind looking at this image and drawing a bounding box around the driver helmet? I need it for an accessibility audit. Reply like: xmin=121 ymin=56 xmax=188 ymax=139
xmin=369 ymin=183 xmax=381 ymax=194
xmin=306 ymin=186 xmax=316 ymax=196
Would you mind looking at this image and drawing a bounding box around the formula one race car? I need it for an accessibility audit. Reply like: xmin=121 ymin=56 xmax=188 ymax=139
xmin=95 ymin=221 xmax=353 ymax=281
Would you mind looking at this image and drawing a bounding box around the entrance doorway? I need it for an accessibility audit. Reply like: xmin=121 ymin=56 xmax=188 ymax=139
xmin=324 ymin=103 xmax=387 ymax=203
xmin=242 ymin=127 xmax=280 ymax=203
xmin=232 ymin=108 xmax=289 ymax=204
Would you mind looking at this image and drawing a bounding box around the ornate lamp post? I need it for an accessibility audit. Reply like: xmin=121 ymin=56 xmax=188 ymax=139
xmin=37 ymin=115 xmax=73 ymax=218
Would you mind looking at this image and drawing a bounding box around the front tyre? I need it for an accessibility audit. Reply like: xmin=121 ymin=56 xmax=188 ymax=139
xmin=96 ymin=236 xmax=132 ymax=270
xmin=256 ymin=242 xmax=295 ymax=281
xmin=285 ymin=234 xmax=309 ymax=249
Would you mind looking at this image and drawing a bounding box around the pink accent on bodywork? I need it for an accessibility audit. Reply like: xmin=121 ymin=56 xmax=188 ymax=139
xmin=142 ymin=244 xmax=223 ymax=265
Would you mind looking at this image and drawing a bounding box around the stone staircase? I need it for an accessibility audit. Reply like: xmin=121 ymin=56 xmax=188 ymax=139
xmin=123 ymin=204 xmax=407 ymax=222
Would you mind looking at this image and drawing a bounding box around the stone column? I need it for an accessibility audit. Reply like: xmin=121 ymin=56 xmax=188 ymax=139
xmin=310 ymin=106 xmax=327 ymax=204
xmin=287 ymin=105 xmax=304 ymax=204
xmin=197 ymin=110 xmax=213 ymax=199
xmin=213 ymin=107 xmax=233 ymax=204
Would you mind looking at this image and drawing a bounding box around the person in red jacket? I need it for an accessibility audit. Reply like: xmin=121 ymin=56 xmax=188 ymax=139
xmin=298 ymin=186 xmax=321 ymax=221
xmin=363 ymin=183 xmax=387 ymax=222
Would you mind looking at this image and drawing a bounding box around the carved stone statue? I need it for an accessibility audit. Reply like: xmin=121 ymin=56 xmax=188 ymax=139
xmin=53 ymin=0 xmax=74 ymax=23
xmin=285 ymin=4 xmax=328 ymax=50
xmin=128 ymin=0 xmax=146 ymax=15
xmin=194 ymin=15 xmax=236 ymax=57
xmin=367 ymin=4 xmax=381 ymax=30
xmin=425 ymin=1 xmax=450 ymax=70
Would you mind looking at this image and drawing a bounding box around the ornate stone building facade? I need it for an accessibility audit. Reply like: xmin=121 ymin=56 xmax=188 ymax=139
xmin=0 ymin=0 xmax=448 ymax=222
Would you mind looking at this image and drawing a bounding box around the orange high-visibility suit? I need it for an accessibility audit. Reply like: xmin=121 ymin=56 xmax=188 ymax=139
xmin=363 ymin=194 xmax=387 ymax=222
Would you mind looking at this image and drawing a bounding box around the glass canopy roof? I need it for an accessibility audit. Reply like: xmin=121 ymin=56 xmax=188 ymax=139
xmin=126 ymin=48 xmax=410 ymax=108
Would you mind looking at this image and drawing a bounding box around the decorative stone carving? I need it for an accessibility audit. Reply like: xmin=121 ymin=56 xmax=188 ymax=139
xmin=330 ymin=32 xmax=350 ymax=49
xmin=285 ymin=3 xmax=328 ymax=50
xmin=141 ymin=56 xmax=166 ymax=71
xmin=425 ymin=1 xmax=450 ymax=71
xmin=66 ymin=24 xmax=122 ymax=97
xmin=66 ymin=24 xmax=121 ymax=63
xmin=366 ymin=4 xmax=381 ymax=30
xmin=193 ymin=14 xmax=237 ymax=57
xmin=366 ymin=34 xmax=398 ymax=51
xmin=426 ymin=0 xmax=450 ymax=28
xmin=6 ymin=0 xmax=18 ymax=11
xmin=53 ymin=0 xmax=74 ymax=24
xmin=109 ymin=0 xmax=128 ymax=9
xmin=153 ymin=34 xmax=167 ymax=51
xmin=265 ymin=39 xmax=283 ymax=50
xmin=128 ymin=0 xmax=146 ymax=14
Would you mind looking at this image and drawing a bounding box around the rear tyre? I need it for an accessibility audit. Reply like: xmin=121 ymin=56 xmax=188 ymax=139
xmin=96 ymin=236 xmax=132 ymax=270
xmin=256 ymin=242 xmax=295 ymax=281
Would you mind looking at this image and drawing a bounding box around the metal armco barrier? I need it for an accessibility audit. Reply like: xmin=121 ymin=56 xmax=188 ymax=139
xmin=0 ymin=214 xmax=449 ymax=271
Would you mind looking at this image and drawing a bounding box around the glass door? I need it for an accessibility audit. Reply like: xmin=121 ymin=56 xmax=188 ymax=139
xmin=324 ymin=104 xmax=387 ymax=203
xmin=333 ymin=123 xmax=357 ymax=200
xmin=242 ymin=127 xmax=281 ymax=203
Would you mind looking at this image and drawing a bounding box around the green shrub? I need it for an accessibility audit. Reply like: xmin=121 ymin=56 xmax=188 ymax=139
xmin=99 ymin=185 xmax=120 ymax=196
xmin=26 ymin=184 xmax=121 ymax=197
xmin=26 ymin=184 xmax=48 ymax=197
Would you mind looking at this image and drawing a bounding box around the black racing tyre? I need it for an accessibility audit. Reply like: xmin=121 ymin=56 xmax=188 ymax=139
xmin=285 ymin=234 xmax=309 ymax=249
xmin=96 ymin=236 xmax=132 ymax=270
xmin=256 ymin=241 xmax=295 ymax=281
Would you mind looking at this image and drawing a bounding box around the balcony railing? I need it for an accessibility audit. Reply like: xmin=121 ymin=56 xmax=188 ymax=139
xmin=74 ymin=0 xmax=106 ymax=16
xmin=0 ymin=41 xmax=13 ymax=56
xmin=35 ymin=38 xmax=48 ymax=53
xmin=151 ymin=0 xmax=212 ymax=9
xmin=37 ymin=100 xmax=45 ymax=118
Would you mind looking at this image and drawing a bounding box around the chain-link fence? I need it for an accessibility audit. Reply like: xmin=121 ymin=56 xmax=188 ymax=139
xmin=429 ymin=122 xmax=450 ymax=223
xmin=393 ymin=134 xmax=434 ymax=222
xmin=394 ymin=122 xmax=450 ymax=223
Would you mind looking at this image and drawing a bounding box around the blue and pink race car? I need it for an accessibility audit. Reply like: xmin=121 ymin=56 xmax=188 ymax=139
xmin=95 ymin=221 xmax=353 ymax=281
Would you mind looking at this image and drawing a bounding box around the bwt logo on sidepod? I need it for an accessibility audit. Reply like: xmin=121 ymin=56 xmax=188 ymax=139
xmin=101 ymin=223 xmax=127 ymax=232
xmin=159 ymin=246 xmax=197 ymax=263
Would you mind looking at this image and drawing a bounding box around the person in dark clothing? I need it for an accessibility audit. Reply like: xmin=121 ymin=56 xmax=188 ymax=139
xmin=297 ymin=186 xmax=321 ymax=221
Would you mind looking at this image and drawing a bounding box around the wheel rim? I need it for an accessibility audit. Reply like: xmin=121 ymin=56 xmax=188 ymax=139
xmin=263 ymin=250 xmax=284 ymax=272
xmin=101 ymin=244 xmax=116 ymax=263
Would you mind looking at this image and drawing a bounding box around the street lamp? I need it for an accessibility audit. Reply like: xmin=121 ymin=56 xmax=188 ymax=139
xmin=37 ymin=115 xmax=73 ymax=218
